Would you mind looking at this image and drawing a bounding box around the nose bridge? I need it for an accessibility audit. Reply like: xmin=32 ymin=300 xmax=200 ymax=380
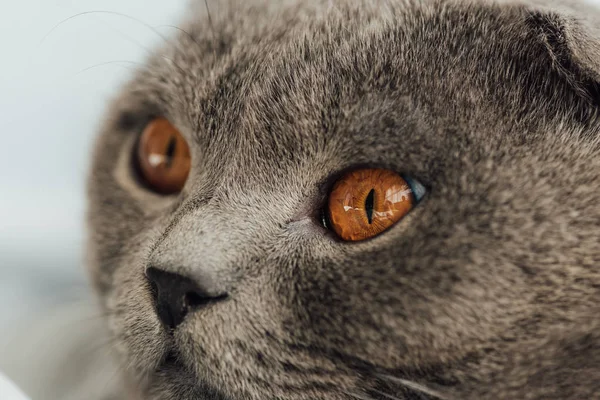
xmin=150 ymin=205 xmax=238 ymax=290
xmin=149 ymin=175 xmax=303 ymax=288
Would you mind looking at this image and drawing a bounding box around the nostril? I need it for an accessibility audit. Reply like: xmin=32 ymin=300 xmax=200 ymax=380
xmin=185 ymin=291 xmax=228 ymax=309
xmin=145 ymin=266 xmax=228 ymax=330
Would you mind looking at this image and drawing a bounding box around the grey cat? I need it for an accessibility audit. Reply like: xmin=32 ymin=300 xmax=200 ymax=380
xmin=87 ymin=0 xmax=600 ymax=399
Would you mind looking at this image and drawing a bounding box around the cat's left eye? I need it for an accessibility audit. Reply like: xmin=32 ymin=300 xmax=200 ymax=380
xmin=323 ymin=168 xmax=426 ymax=241
xmin=135 ymin=118 xmax=191 ymax=194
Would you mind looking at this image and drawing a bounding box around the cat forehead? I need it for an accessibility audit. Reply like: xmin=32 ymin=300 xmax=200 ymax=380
xmin=112 ymin=0 xmax=595 ymax=170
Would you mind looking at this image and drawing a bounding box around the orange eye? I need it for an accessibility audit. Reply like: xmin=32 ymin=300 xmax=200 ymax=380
xmin=326 ymin=168 xmax=423 ymax=241
xmin=136 ymin=118 xmax=191 ymax=194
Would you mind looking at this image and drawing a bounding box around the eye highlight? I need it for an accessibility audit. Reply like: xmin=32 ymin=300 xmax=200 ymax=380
xmin=325 ymin=168 xmax=425 ymax=241
xmin=136 ymin=118 xmax=191 ymax=194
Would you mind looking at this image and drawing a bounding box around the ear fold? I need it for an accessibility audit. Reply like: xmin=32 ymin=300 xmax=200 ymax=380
xmin=524 ymin=1 xmax=600 ymax=103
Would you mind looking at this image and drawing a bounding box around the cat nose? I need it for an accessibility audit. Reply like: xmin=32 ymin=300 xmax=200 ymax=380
xmin=145 ymin=266 xmax=228 ymax=330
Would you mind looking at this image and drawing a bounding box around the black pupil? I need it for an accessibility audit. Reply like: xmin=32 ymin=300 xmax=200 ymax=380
xmin=165 ymin=136 xmax=177 ymax=167
xmin=365 ymin=189 xmax=375 ymax=224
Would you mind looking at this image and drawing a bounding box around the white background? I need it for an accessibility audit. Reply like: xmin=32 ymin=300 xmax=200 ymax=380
xmin=0 ymin=0 xmax=187 ymax=325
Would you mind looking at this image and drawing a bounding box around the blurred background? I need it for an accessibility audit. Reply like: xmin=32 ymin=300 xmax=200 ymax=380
xmin=0 ymin=0 xmax=187 ymax=325
xmin=0 ymin=0 xmax=186 ymax=397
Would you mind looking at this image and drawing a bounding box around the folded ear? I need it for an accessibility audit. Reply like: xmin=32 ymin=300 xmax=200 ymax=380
xmin=524 ymin=1 xmax=600 ymax=103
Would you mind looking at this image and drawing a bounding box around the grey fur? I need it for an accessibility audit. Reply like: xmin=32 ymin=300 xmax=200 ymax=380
xmin=87 ymin=0 xmax=600 ymax=399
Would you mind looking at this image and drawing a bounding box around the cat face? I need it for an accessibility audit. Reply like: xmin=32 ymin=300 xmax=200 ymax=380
xmin=87 ymin=1 xmax=600 ymax=399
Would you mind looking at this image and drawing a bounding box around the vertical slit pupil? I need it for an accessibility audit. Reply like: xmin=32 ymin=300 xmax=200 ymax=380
xmin=365 ymin=189 xmax=375 ymax=224
xmin=165 ymin=136 xmax=177 ymax=167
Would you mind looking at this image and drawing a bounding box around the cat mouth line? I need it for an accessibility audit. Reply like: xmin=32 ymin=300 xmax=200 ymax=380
xmin=162 ymin=350 xmax=181 ymax=368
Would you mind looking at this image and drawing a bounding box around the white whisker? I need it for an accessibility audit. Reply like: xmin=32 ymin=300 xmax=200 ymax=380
xmin=73 ymin=60 xmax=143 ymax=77
xmin=378 ymin=374 xmax=452 ymax=400
xmin=40 ymin=10 xmax=170 ymax=46
xmin=154 ymin=25 xmax=202 ymax=48
xmin=204 ymin=0 xmax=217 ymax=59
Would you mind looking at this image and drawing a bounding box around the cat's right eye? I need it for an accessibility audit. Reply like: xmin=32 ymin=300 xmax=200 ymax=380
xmin=323 ymin=168 xmax=426 ymax=241
xmin=135 ymin=118 xmax=191 ymax=194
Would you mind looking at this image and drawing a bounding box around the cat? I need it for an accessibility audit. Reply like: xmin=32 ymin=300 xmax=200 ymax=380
xmin=87 ymin=0 xmax=600 ymax=399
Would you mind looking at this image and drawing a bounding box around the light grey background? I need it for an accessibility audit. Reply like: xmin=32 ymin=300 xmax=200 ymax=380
xmin=0 ymin=0 xmax=186 ymax=326
xmin=0 ymin=3 xmax=187 ymax=394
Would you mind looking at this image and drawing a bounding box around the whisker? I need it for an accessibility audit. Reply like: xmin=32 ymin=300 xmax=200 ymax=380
xmin=56 ymin=310 xmax=116 ymax=326
xmin=77 ymin=334 xmax=120 ymax=360
xmin=89 ymin=351 xmax=123 ymax=396
xmin=154 ymin=25 xmax=201 ymax=48
xmin=378 ymin=375 xmax=452 ymax=400
xmin=204 ymin=0 xmax=217 ymax=58
xmin=39 ymin=10 xmax=171 ymax=47
xmin=159 ymin=55 xmax=189 ymax=77
xmin=73 ymin=60 xmax=143 ymax=77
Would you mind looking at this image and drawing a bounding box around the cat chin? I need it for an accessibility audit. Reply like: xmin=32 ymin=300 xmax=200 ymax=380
xmin=113 ymin=325 xmax=216 ymax=399
xmin=138 ymin=365 xmax=229 ymax=400
xmin=124 ymin=353 xmax=228 ymax=400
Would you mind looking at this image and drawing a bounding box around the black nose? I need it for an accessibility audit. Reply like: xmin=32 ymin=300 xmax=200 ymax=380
xmin=145 ymin=267 xmax=228 ymax=330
